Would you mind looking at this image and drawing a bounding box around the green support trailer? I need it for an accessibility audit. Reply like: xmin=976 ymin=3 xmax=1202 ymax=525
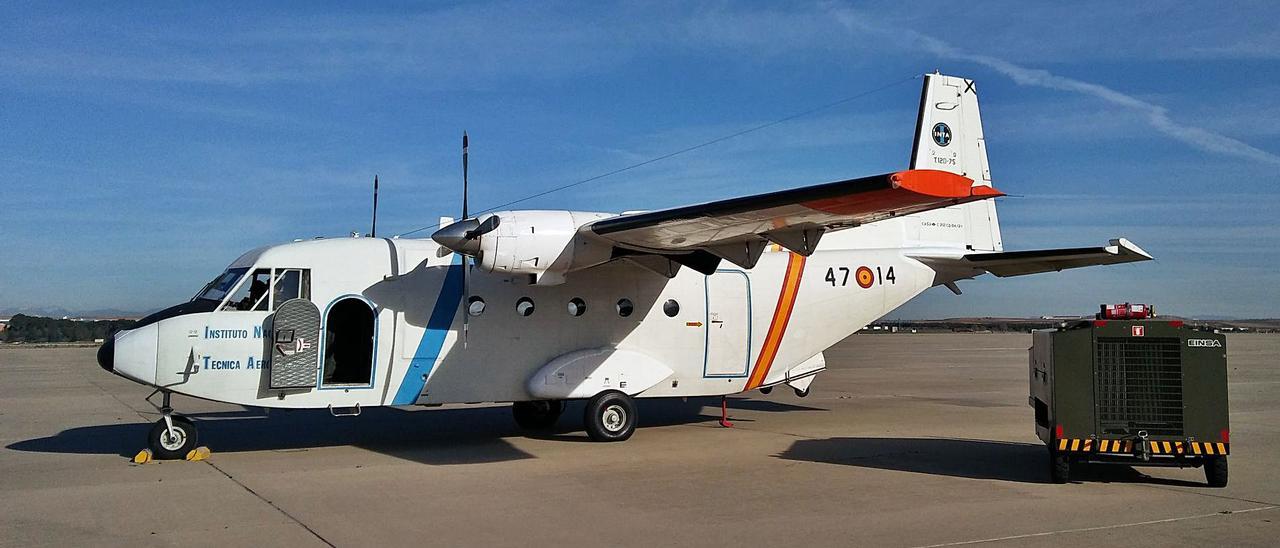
xmin=1029 ymin=308 xmax=1230 ymax=486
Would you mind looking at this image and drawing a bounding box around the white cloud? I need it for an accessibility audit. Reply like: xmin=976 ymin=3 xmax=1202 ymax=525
xmin=831 ymin=8 xmax=1280 ymax=167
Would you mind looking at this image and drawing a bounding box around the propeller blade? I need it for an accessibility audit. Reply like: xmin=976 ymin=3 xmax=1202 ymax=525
xmin=461 ymin=132 xmax=470 ymax=348
xmin=462 ymin=132 xmax=469 ymax=219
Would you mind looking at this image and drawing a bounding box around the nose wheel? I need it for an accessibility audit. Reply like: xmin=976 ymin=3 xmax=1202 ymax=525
xmin=143 ymin=390 xmax=200 ymax=460
xmin=148 ymin=415 xmax=198 ymax=460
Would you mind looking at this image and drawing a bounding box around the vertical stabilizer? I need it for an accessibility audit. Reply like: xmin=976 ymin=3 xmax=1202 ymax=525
xmin=909 ymin=73 xmax=1003 ymax=252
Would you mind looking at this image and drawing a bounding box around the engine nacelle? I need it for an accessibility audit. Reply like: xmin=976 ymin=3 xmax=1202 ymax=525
xmin=475 ymin=210 xmax=616 ymax=285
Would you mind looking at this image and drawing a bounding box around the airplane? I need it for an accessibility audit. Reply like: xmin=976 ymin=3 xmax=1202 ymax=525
xmin=98 ymin=73 xmax=1152 ymax=459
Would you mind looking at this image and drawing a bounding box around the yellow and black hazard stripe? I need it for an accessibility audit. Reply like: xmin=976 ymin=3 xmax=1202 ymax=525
xmin=1056 ymin=438 xmax=1229 ymax=455
xmin=1151 ymin=440 xmax=1230 ymax=456
xmin=1096 ymin=439 xmax=1135 ymax=453
xmin=1057 ymin=438 xmax=1133 ymax=453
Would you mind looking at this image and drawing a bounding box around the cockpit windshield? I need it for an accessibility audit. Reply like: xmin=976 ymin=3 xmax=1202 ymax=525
xmin=193 ymin=267 xmax=248 ymax=303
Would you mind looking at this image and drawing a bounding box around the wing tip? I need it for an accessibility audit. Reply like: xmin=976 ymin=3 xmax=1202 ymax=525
xmin=1108 ymin=237 xmax=1154 ymax=260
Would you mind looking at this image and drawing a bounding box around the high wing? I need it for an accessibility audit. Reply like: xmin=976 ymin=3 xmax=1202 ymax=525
xmin=583 ymin=169 xmax=1002 ymax=273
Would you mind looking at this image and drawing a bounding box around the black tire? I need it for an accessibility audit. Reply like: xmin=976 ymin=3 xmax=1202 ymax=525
xmin=1205 ymin=456 xmax=1228 ymax=488
xmin=148 ymin=416 xmax=198 ymax=460
xmin=1049 ymin=446 xmax=1071 ymax=484
xmin=794 ymin=386 xmax=810 ymax=398
xmin=512 ymin=400 xmax=564 ymax=430
xmin=583 ymin=391 xmax=636 ymax=442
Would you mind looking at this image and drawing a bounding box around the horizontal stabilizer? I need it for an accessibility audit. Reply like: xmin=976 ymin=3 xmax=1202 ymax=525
xmin=961 ymin=238 xmax=1152 ymax=277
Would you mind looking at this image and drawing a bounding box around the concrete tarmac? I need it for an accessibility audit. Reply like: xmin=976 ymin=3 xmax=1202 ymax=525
xmin=1 ymin=333 xmax=1276 ymax=547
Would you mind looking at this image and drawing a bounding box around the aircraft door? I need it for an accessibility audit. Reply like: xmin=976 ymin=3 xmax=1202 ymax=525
xmin=267 ymin=298 xmax=322 ymax=389
xmin=704 ymin=270 xmax=751 ymax=377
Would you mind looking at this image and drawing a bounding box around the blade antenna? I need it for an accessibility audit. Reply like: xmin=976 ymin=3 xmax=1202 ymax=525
xmin=461 ymin=132 xmax=470 ymax=348
xmin=371 ymin=174 xmax=379 ymax=237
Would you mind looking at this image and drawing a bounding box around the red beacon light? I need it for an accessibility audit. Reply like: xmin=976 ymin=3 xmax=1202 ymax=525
xmin=1098 ymin=303 xmax=1155 ymax=320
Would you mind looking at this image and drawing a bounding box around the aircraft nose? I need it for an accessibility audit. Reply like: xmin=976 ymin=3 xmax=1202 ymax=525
xmin=97 ymin=337 xmax=115 ymax=372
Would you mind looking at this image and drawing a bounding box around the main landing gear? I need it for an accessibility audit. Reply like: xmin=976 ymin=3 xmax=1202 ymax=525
xmin=146 ymin=390 xmax=199 ymax=460
xmin=512 ymin=392 xmax=639 ymax=442
xmin=584 ymin=391 xmax=636 ymax=442
xmin=512 ymin=400 xmax=564 ymax=430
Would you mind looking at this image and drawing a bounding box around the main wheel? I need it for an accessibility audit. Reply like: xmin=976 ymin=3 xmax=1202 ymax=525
xmin=583 ymin=391 xmax=636 ymax=442
xmin=1049 ymin=446 xmax=1071 ymax=484
xmin=1205 ymin=456 xmax=1228 ymax=487
xmin=512 ymin=400 xmax=564 ymax=430
xmin=148 ymin=416 xmax=198 ymax=460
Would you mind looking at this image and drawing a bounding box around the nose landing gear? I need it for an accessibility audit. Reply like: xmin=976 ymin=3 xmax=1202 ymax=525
xmin=144 ymin=390 xmax=200 ymax=460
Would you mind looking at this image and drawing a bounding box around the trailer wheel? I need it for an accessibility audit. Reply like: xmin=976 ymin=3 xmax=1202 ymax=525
xmin=584 ymin=391 xmax=636 ymax=442
xmin=1048 ymin=447 xmax=1071 ymax=484
xmin=1205 ymin=456 xmax=1228 ymax=488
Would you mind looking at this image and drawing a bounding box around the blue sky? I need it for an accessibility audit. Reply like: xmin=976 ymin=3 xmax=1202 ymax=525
xmin=2 ymin=1 xmax=1277 ymax=318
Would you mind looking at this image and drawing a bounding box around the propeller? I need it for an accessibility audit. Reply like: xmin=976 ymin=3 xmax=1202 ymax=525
xmin=460 ymin=132 xmax=471 ymax=347
xmin=430 ymin=133 xmax=503 ymax=347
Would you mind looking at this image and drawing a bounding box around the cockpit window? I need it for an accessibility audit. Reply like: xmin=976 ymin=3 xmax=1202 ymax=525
xmin=209 ymin=267 xmax=311 ymax=312
xmin=271 ymin=269 xmax=310 ymax=308
xmin=194 ymin=267 xmax=248 ymax=303
xmin=224 ymin=269 xmax=272 ymax=311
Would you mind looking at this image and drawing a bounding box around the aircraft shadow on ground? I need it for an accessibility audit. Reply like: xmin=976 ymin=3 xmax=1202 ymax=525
xmin=6 ymin=396 xmax=824 ymax=464
xmin=775 ymin=437 xmax=1208 ymax=486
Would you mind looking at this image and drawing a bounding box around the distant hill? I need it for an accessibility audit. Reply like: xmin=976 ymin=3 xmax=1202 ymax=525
xmin=870 ymin=316 xmax=1279 ymax=333
xmin=0 ymin=306 xmax=144 ymax=320
xmin=1 ymin=314 xmax=136 ymax=344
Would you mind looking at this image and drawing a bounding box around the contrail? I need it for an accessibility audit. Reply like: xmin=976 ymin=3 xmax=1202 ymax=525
xmin=833 ymin=9 xmax=1280 ymax=167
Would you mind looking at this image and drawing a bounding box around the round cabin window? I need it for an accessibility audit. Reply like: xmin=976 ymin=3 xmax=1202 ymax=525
xmin=663 ymin=299 xmax=680 ymax=317
xmin=467 ymin=296 xmax=486 ymax=317
xmin=515 ymin=297 xmax=535 ymax=317
xmin=567 ymin=297 xmax=587 ymax=317
xmin=616 ymin=298 xmax=634 ymax=317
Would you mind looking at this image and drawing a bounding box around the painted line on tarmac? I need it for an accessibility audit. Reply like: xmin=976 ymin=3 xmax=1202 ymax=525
xmin=913 ymin=505 xmax=1279 ymax=547
xmin=1136 ymin=482 xmax=1280 ymax=507
xmin=205 ymin=461 xmax=336 ymax=548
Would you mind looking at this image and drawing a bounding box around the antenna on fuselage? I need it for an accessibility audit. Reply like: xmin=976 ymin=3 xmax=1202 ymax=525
xmin=370 ymin=174 xmax=379 ymax=237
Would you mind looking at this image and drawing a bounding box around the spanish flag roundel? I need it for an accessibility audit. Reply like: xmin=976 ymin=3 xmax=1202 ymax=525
xmin=855 ymin=266 xmax=874 ymax=288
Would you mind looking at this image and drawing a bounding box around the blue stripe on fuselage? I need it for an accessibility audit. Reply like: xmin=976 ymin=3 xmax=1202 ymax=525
xmin=391 ymin=255 xmax=464 ymax=405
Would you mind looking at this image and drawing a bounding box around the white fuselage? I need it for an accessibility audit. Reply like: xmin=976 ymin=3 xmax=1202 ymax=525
xmin=107 ymin=219 xmax=941 ymax=409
